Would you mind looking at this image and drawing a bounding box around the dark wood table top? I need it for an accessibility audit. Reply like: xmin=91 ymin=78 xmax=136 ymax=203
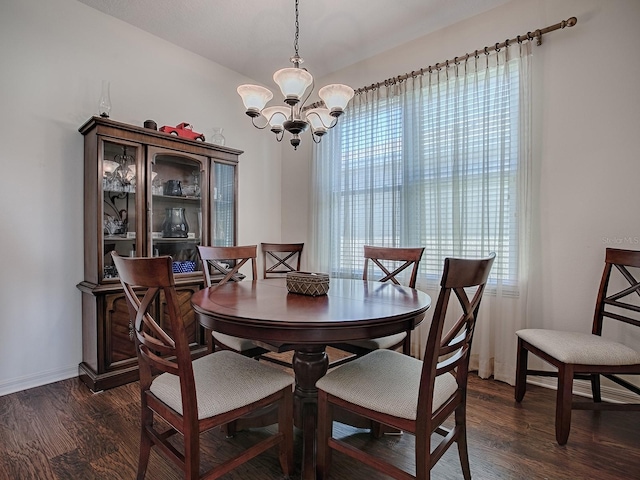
xmin=191 ymin=277 xmax=432 ymax=345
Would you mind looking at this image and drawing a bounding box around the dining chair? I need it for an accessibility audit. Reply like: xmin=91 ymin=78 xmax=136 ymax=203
xmin=196 ymin=245 xmax=269 ymax=358
xmin=259 ymin=242 xmax=305 ymax=369
xmin=515 ymin=247 xmax=640 ymax=445
xmin=111 ymin=253 xmax=294 ymax=480
xmin=330 ymin=246 xmax=425 ymax=365
xmin=316 ymin=252 xmax=495 ymax=480
xmin=261 ymin=242 xmax=304 ymax=278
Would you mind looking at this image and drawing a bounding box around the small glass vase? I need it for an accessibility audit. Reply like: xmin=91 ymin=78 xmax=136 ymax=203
xmin=161 ymin=208 xmax=189 ymax=238
xmin=211 ymin=127 xmax=225 ymax=146
xmin=98 ymin=80 xmax=112 ymax=118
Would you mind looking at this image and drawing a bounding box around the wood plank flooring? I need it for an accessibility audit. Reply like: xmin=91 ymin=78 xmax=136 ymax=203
xmin=0 ymin=368 xmax=638 ymax=479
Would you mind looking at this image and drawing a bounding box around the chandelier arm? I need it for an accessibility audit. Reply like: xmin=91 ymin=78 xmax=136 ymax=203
xmin=296 ymin=73 xmax=315 ymax=112
xmin=305 ymin=110 xmax=340 ymax=130
xmin=250 ymin=116 xmax=273 ymax=130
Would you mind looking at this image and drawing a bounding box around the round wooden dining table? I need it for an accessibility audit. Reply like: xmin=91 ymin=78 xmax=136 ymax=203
xmin=191 ymin=277 xmax=431 ymax=480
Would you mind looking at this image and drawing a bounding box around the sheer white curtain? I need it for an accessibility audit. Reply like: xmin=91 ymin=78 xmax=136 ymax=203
xmin=310 ymin=42 xmax=533 ymax=384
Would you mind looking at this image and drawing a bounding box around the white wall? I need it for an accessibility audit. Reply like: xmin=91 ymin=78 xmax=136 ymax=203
xmin=282 ymin=0 xmax=640 ymax=387
xmin=0 ymin=0 xmax=282 ymax=395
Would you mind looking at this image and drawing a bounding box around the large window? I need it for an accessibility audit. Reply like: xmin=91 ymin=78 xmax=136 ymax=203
xmin=313 ymin=53 xmax=527 ymax=291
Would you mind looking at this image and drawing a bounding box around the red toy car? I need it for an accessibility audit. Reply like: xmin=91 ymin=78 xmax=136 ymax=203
xmin=159 ymin=122 xmax=205 ymax=141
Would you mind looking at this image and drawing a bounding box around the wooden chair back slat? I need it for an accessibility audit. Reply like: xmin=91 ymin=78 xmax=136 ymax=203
xmin=363 ymin=246 xmax=425 ymax=288
xmin=197 ymin=245 xmax=258 ymax=287
xmin=593 ymin=248 xmax=640 ymax=335
xmin=261 ymin=243 xmax=304 ymax=278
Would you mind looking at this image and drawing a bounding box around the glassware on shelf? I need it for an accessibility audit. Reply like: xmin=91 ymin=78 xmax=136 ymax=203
xmin=161 ymin=207 xmax=189 ymax=238
xmin=98 ymin=80 xmax=112 ymax=118
xmin=151 ymin=172 xmax=163 ymax=195
xmin=211 ymin=127 xmax=225 ymax=146
xmin=191 ymin=170 xmax=201 ymax=197
xmin=104 ymin=215 xmax=127 ymax=235
xmin=163 ymin=180 xmax=182 ymax=196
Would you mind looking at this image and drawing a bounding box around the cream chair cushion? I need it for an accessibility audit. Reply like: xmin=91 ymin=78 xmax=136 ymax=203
xmin=213 ymin=332 xmax=259 ymax=352
xmin=316 ymin=349 xmax=458 ymax=420
xmin=347 ymin=332 xmax=407 ymax=350
xmin=150 ymin=350 xmax=293 ymax=420
xmin=516 ymin=329 xmax=640 ymax=365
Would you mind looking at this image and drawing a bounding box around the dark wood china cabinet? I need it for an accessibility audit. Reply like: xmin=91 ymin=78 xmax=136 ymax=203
xmin=77 ymin=117 xmax=241 ymax=391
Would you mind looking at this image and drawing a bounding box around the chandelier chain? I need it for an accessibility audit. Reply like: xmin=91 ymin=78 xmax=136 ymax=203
xmin=294 ymin=0 xmax=300 ymax=59
xmin=236 ymin=0 xmax=354 ymax=149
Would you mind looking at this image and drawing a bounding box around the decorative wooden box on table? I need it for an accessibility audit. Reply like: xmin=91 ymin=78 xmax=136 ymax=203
xmin=77 ymin=116 xmax=242 ymax=391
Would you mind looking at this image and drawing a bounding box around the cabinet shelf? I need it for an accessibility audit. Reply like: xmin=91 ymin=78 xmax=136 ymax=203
xmin=153 ymin=194 xmax=201 ymax=201
xmin=105 ymin=236 xmax=203 ymax=242
xmin=153 ymin=237 xmax=201 ymax=243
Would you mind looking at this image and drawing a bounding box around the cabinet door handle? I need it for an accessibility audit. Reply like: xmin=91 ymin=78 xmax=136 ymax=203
xmin=129 ymin=320 xmax=135 ymax=341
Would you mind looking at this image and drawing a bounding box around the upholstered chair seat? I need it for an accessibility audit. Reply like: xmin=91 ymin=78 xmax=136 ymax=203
xmin=151 ymin=350 xmax=294 ymax=419
xmin=343 ymin=332 xmax=407 ymax=351
xmin=210 ymin=332 xmax=261 ymax=354
xmin=317 ymin=349 xmax=457 ymax=420
xmin=516 ymin=329 xmax=640 ymax=366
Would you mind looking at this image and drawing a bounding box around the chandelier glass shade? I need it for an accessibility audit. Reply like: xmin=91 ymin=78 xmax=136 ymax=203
xmin=237 ymin=0 xmax=354 ymax=149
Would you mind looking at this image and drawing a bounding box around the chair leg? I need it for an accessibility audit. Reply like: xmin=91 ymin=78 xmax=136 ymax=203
xmin=184 ymin=424 xmax=200 ymax=480
xmin=455 ymin=406 xmax=471 ymax=480
xmin=514 ymin=339 xmax=528 ymax=402
xmin=371 ymin=420 xmax=384 ymax=438
xmin=136 ymin=408 xmax=153 ymax=480
xmin=316 ymin=391 xmax=333 ymax=480
xmin=278 ymin=388 xmax=294 ymax=477
xmin=221 ymin=421 xmax=237 ymax=438
xmin=590 ymin=374 xmax=602 ymax=403
xmin=205 ymin=327 xmax=214 ymax=353
xmin=555 ymin=364 xmax=574 ymax=445
xmin=415 ymin=426 xmax=430 ymax=480
xmin=402 ymin=330 xmax=412 ymax=356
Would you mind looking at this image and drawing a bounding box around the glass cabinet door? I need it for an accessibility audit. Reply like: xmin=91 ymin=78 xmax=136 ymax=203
xmin=102 ymin=139 xmax=141 ymax=280
xmin=212 ymin=161 xmax=236 ymax=247
xmin=149 ymin=148 xmax=208 ymax=276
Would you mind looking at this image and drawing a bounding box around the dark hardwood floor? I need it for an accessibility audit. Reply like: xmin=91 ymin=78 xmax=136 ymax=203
xmin=1 ymin=364 xmax=638 ymax=479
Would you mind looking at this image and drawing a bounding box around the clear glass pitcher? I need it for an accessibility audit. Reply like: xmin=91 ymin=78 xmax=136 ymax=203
xmin=161 ymin=207 xmax=189 ymax=238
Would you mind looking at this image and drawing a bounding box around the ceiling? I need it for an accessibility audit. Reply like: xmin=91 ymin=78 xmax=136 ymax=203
xmin=77 ymin=0 xmax=510 ymax=87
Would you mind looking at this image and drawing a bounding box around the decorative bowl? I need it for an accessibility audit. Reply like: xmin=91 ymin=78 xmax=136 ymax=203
xmin=286 ymin=272 xmax=330 ymax=296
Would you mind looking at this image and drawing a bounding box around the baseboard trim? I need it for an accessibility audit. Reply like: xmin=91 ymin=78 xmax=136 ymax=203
xmin=528 ymin=376 xmax=639 ymax=404
xmin=0 ymin=366 xmax=78 ymax=397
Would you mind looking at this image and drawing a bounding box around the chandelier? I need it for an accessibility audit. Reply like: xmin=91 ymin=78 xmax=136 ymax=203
xmin=236 ymin=0 xmax=354 ymax=150
xmin=103 ymin=146 xmax=136 ymax=192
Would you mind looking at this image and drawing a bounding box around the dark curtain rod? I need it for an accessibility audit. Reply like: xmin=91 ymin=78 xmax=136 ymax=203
xmin=355 ymin=16 xmax=577 ymax=94
xmin=307 ymin=15 xmax=577 ymax=109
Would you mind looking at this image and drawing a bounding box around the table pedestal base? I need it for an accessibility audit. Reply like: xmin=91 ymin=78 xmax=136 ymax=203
xmin=293 ymin=346 xmax=328 ymax=480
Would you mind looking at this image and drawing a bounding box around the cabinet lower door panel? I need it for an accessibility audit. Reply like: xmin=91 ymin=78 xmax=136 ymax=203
xmin=105 ymin=293 xmax=137 ymax=366
xmin=160 ymin=286 xmax=201 ymax=346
